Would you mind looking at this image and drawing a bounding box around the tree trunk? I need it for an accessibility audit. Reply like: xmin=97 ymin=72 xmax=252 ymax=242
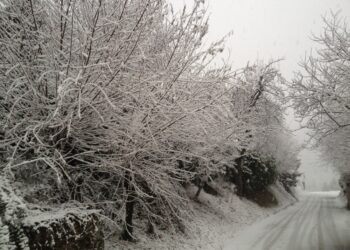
xmin=235 ymin=162 xmax=244 ymax=197
xmin=235 ymin=149 xmax=246 ymax=197
xmin=121 ymin=171 xmax=136 ymax=241
xmin=195 ymin=184 xmax=203 ymax=199
xmin=147 ymin=220 xmax=155 ymax=235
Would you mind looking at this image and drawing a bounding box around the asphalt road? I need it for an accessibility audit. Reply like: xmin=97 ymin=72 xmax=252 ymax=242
xmin=224 ymin=191 xmax=350 ymax=250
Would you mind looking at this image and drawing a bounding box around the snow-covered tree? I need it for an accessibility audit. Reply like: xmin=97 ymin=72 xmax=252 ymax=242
xmin=225 ymin=60 xmax=287 ymax=196
xmin=289 ymin=13 xmax=350 ymax=174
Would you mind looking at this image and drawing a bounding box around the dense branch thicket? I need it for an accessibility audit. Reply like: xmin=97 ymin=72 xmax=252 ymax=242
xmin=0 ymin=0 xmax=300 ymax=242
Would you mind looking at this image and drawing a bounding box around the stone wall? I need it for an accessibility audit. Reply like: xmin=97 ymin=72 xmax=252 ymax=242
xmin=0 ymin=176 xmax=104 ymax=250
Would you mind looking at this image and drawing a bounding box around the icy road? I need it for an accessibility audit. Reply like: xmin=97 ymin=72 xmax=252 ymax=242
xmin=224 ymin=191 xmax=350 ymax=250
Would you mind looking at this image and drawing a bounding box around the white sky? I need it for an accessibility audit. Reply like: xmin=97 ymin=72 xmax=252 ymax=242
xmin=171 ymin=0 xmax=350 ymax=190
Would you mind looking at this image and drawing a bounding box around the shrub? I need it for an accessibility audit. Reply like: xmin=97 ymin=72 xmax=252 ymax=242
xmin=279 ymin=171 xmax=301 ymax=194
xmin=241 ymin=154 xmax=277 ymax=195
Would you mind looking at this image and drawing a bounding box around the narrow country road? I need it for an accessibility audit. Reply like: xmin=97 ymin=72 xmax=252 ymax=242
xmin=224 ymin=191 xmax=350 ymax=250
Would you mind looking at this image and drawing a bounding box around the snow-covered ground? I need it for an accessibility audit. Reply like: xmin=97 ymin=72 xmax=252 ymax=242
xmin=107 ymin=183 xmax=297 ymax=250
xmin=224 ymin=191 xmax=349 ymax=250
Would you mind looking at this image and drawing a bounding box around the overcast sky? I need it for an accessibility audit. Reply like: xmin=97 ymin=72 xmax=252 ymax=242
xmin=171 ymin=0 xmax=350 ymax=190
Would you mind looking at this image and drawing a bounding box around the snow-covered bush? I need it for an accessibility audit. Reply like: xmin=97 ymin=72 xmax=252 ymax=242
xmin=0 ymin=0 xmax=234 ymax=240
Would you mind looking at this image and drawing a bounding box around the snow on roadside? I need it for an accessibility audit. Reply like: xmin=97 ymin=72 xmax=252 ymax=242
xmin=332 ymin=190 xmax=346 ymax=208
xmin=107 ymin=183 xmax=297 ymax=250
xmin=268 ymin=183 xmax=298 ymax=211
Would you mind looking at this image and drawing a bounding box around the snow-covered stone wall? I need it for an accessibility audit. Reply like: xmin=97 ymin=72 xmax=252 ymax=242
xmin=0 ymin=176 xmax=103 ymax=250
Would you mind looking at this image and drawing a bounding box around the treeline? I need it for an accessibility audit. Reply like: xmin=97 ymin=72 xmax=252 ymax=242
xmin=0 ymin=0 xmax=300 ymax=241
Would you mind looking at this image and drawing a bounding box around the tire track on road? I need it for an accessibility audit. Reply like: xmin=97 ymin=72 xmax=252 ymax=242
xmin=256 ymin=197 xmax=313 ymax=249
xmin=321 ymin=197 xmax=344 ymax=249
xmin=225 ymin=192 xmax=349 ymax=250
xmin=287 ymin=195 xmax=319 ymax=250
